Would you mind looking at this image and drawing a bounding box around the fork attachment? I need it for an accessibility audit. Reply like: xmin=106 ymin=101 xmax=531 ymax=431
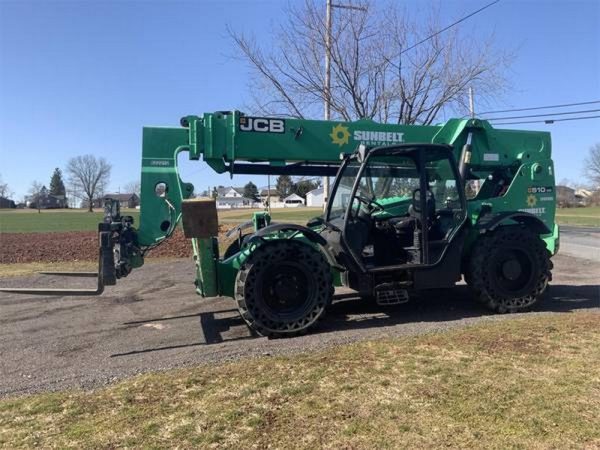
xmin=0 ymin=199 xmax=142 ymax=297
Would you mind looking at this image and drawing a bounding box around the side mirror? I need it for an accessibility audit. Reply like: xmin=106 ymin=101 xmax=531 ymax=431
xmin=412 ymin=189 xmax=422 ymax=213
xmin=307 ymin=216 xmax=324 ymax=227
xmin=357 ymin=144 xmax=367 ymax=163
xmin=412 ymin=189 xmax=434 ymax=214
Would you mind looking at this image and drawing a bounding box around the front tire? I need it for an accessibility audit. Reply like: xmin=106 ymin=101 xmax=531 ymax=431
xmin=467 ymin=226 xmax=552 ymax=313
xmin=235 ymin=240 xmax=333 ymax=338
xmin=223 ymin=233 xmax=250 ymax=259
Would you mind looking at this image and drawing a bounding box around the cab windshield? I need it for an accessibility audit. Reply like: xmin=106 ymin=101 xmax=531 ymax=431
xmin=327 ymin=148 xmax=461 ymax=222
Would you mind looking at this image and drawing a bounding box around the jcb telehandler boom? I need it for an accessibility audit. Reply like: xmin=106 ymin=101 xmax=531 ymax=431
xmin=2 ymin=111 xmax=559 ymax=337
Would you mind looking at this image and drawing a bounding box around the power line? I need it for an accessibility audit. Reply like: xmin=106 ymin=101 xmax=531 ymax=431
xmin=399 ymin=0 xmax=500 ymax=56
xmin=480 ymin=100 xmax=600 ymax=115
xmin=487 ymin=108 xmax=600 ymax=121
xmin=493 ymin=115 xmax=600 ymax=126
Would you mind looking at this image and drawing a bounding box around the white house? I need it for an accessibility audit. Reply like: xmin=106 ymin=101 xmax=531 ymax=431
xmin=283 ymin=193 xmax=305 ymax=207
xmin=216 ymin=196 xmax=258 ymax=209
xmin=217 ymin=187 xmax=244 ymax=198
xmin=575 ymin=188 xmax=593 ymax=206
xmin=259 ymin=188 xmax=280 ymax=207
xmin=306 ymin=187 xmax=324 ymax=207
xmin=214 ymin=186 xmax=259 ymax=209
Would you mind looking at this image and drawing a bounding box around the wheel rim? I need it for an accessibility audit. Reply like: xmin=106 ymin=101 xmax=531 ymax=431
xmin=259 ymin=262 xmax=316 ymax=320
xmin=493 ymin=248 xmax=535 ymax=296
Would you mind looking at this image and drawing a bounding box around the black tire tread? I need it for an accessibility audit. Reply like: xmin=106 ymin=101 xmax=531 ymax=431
xmin=467 ymin=226 xmax=552 ymax=313
xmin=235 ymin=240 xmax=333 ymax=338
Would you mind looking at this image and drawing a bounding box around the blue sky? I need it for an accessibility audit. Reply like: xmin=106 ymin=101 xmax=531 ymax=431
xmin=1 ymin=0 xmax=599 ymax=200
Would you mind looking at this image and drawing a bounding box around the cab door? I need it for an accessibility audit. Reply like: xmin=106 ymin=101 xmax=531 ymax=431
xmin=339 ymin=145 xmax=466 ymax=271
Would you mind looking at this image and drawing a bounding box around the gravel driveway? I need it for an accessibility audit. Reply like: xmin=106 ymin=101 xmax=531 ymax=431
xmin=560 ymin=225 xmax=600 ymax=262
xmin=1 ymin=253 xmax=598 ymax=398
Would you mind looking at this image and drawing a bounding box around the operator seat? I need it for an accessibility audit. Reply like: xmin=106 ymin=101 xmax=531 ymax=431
xmin=391 ymin=190 xmax=436 ymax=229
xmin=388 ymin=189 xmax=436 ymax=248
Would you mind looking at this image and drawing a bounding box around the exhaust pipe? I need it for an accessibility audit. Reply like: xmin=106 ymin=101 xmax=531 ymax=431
xmin=458 ymin=131 xmax=473 ymax=184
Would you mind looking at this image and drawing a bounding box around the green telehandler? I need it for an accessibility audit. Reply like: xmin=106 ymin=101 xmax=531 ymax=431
xmin=2 ymin=112 xmax=559 ymax=337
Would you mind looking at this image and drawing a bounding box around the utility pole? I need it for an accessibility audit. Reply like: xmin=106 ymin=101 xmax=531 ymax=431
xmin=323 ymin=0 xmax=333 ymax=211
xmin=267 ymin=174 xmax=271 ymax=214
xmin=323 ymin=0 xmax=366 ymax=211
xmin=468 ymin=86 xmax=480 ymax=194
xmin=469 ymin=86 xmax=475 ymax=118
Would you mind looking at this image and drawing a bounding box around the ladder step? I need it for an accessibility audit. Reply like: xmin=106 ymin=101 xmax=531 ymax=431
xmin=374 ymin=283 xmax=409 ymax=306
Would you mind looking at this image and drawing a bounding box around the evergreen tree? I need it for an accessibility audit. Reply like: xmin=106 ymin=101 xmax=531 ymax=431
xmin=49 ymin=168 xmax=66 ymax=196
xmin=294 ymin=179 xmax=318 ymax=198
xmin=275 ymin=175 xmax=294 ymax=198
xmin=243 ymin=181 xmax=259 ymax=201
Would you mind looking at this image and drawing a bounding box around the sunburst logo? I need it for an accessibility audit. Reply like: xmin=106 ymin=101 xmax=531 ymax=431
xmin=527 ymin=194 xmax=537 ymax=207
xmin=330 ymin=124 xmax=351 ymax=147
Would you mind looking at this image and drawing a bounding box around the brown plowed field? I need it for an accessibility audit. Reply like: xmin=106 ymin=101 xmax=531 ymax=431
xmin=0 ymin=226 xmax=235 ymax=264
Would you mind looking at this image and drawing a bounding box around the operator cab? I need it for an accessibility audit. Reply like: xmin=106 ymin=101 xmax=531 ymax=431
xmin=322 ymin=144 xmax=467 ymax=274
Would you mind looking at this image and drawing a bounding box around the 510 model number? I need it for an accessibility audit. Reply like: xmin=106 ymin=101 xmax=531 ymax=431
xmin=239 ymin=117 xmax=285 ymax=133
xmin=527 ymin=186 xmax=553 ymax=194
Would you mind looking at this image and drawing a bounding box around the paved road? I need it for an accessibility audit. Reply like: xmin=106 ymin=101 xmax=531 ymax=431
xmin=1 ymin=253 xmax=598 ymax=398
xmin=560 ymin=225 xmax=600 ymax=262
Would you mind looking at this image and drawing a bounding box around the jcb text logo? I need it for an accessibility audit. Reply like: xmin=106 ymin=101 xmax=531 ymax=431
xmin=239 ymin=117 xmax=285 ymax=133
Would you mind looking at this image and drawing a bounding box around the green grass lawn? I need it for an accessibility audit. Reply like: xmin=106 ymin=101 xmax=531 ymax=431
xmin=1 ymin=313 xmax=598 ymax=448
xmin=555 ymin=206 xmax=600 ymax=227
xmin=1 ymin=206 xmax=597 ymax=233
xmin=218 ymin=207 xmax=322 ymax=224
xmin=0 ymin=208 xmax=322 ymax=233
xmin=0 ymin=209 xmax=141 ymax=233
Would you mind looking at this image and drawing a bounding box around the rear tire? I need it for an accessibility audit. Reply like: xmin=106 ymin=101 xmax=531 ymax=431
xmin=235 ymin=240 xmax=333 ymax=338
xmin=467 ymin=226 xmax=552 ymax=313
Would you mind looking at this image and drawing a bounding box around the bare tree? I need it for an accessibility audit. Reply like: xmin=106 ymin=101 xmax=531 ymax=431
xmin=584 ymin=143 xmax=600 ymax=188
xmin=123 ymin=180 xmax=141 ymax=197
xmin=28 ymin=180 xmax=43 ymax=196
xmin=66 ymin=155 xmax=111 ymax=212
xmin=559 ymin=178 xmax=587 ymax=191
xmin=229 ymin=0 xmax=511 ymax=124
xmin=28 ymin=180 xmax=44 ymax=212
xmin=0 ymin=174 xmax=12 ymax=198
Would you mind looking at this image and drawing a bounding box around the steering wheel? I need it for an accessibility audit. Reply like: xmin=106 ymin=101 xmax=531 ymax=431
xmin=355 ymin=194 xmax=384 ymax=212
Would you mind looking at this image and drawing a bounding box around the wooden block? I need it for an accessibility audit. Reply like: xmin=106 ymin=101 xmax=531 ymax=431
xmin=181 ymin=199 xmax=218 ymax=238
